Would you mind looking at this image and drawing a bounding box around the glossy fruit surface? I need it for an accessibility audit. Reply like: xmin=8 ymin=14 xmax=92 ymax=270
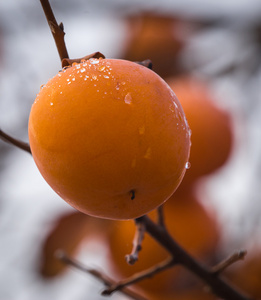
xmin=108 ymin=190 xmax=220 ymax=294
xmin=28 ymin=58 xmax=191 ymax=220
xmin=167 ymin=76 xmax=233 ymax=182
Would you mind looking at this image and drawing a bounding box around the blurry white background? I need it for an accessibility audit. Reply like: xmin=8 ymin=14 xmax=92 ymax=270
xmin=1 ymin=0 xmax=261 ymax=299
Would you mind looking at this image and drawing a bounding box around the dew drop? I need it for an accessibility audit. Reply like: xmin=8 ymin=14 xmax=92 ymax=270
xmin=92 ymin=75 xmax=97 ymax=80
xmin=80 ymin=68 xmax=86 ymax=73
xmin=124 ymin=93 xmax=132 ymax=105
xmin=89 ymin=58 xmax=99 ymax=65
xmin=144 ymin=147 xmax=152 ymax=159
xmin=104 ymin=75 xmax=109 ymax=79
xmin=50 ymin=102 xmax=54 ymax=106
xmin=98 ymin=65 xmax=105 ymax=72
xmin=185 ymin=162 xmax=191 ymax=169
xmin=139 ymin=126 xmax=145 ymax=135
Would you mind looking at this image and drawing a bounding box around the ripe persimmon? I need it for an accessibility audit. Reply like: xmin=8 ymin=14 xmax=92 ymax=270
xmin=40 ymin=210 xmax=89 ymax=277
xmin=145 ymin=288 xmax=215 ymax=300
xmin=122 ymin=12 xmax=184 ymax=78
xmin=28 ymin=58 xmax=191 ymax=220
xmin=167 ymin=76 xmax=233 ymax=184
xmin=108 ymin=190 xmax=220 ymax=294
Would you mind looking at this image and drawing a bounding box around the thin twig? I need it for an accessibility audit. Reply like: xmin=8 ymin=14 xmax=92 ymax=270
xmin=126 ymin=219 xmax=146 ymax=265
xmin=39 ymin=0 xmax=69 ymax=63
xmin=56 ymin=250 xmax=147 ymax=300
xmin=140 ymin=215 xmax=252 ymax=300
xmin=212 ymin=250 xmax=247 ymax=275
xmin=157 ymin=205 xmax=165 ymax=227
xmin=0 ymin=129 xmax=31 ymax=154
xmin=102 ymin=257 xmax=175 ymax=296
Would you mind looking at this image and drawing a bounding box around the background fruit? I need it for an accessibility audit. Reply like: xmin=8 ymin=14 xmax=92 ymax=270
xmin=122 ymin=12 xmax=185 ymax=78
xmin=39 ymin=210 xmax=89 ymax=277
xmin=108 ymin=190 xmax=220 ymax=295
xmin=28 ymin=58 xmax=190 ymax=220
xmin=167 ymin=76 xmax=233 ymax=185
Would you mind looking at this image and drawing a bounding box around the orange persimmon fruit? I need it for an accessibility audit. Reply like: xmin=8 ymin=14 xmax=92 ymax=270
xmin=28 ymin=58 xmax=191 ymax=220
xmin=108 ymin=190 xmax=220 ymax=294
xmin=39 ymin=210 xmax=89 ymax=277
xmin=122 ymin=12 xmax=185 ymax=78
xmin=167 ymin=76 xmax=233 ymax=183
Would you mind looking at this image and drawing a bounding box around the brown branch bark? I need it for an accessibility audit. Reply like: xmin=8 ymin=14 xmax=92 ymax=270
xmin=102 ymin=257 xmax=175 ymax=296
xmin=157 ymin=205 xmax=165 ymax=227
xmin=125 ymin=219 xmax=146 ymax=265
xmin=139 ymin=215 xmax=252 ymax=300
xmin=56 ymin=250 xmax=148 ymax=300
xmin=39 ymin=0 xmax=69 ymax=63
xmin=0 ymin=129 xmax=31 ymax=154
xmin=211 ymin=250 xmax=247 ymax=275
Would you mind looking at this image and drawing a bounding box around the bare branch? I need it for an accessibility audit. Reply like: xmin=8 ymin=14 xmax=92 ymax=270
xmin=126 ymin=219 xmax=146 ymax=265
xmin=56 ymin=250 xmax=147 ymax=300
xmin=212 ymin=250 xmax=247 ymax=275
xmin=157 ymin=205 xmax=165 ymax=227
xmin=139 ymin=215 xmax=252 ymax=300
xmin=39 ymin=0 xmax=69 ymax=63
xmin=0 ymin=129 xmax=31 ymax=154
xmin=102 ymin=257 xmax=175 ymax=296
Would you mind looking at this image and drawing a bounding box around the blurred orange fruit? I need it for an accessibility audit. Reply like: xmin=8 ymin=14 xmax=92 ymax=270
xmin=122 ymin=12 xmax=185 ymax=78
xmin=28 ymin=58 xmax=190 ymax=220
xmin=108 ymin=190 xmax=220 ymax=295
xmin=167 ymin=76 xmax=233 ymax=184
xmin=39 ymin=210 xmax=89 ymax=277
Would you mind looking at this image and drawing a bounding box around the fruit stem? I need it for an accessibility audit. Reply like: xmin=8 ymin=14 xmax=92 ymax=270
xmin=39 ymin=0 xmax=69 ymax=64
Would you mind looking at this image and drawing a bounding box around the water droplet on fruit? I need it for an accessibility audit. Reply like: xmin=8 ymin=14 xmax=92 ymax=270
xmin=139 ymin=126 xmax=145 ymax=135
xmin=124 ymin=93 xmax=132 ymax=105
xmin=185 ymin=162 xmax=191 ymax=169
xmin=50 ymin=102 xmax=54 ymax=106
xmin=144 ymin=147 xmax=152 ymax=159
xmin=98 ymin=65 xmax=105 ymax=72
xmin=92 ymin=75 xmax=97 ymax=80
xmin=89 ymin=58 xmax=99 ymax=65
xmin=104 ymin=75 xmax=109 ymax=79
xmin=80 ymin=68 xmax=86 ymax=73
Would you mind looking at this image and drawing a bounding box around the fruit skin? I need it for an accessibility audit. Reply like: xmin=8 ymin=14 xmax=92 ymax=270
xmin=167 ymin=76 xmax=233 ymax=184
xmin=108 ymin=190 xmax=220 ymax=294
xmin=28 ymin=58 xmax=190 ymax=220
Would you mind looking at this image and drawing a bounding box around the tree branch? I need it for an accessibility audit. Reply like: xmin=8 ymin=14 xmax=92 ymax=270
xmin=211 ymin=250 xmax=247 ymax=275
xmin=39 ymin=0 xmax=69 ymax=63
xmin=139 ymin=215 xmax=252 ymax=300
xmin=102 ymin=257 xmax=175 ymax=296
xmin=56 ymin=250 xmax=147 ymax=300
xmin=0 ymin=129 xmax=31 ymax=154
xmin=125 ymin=218 xmax=146 ymax=265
